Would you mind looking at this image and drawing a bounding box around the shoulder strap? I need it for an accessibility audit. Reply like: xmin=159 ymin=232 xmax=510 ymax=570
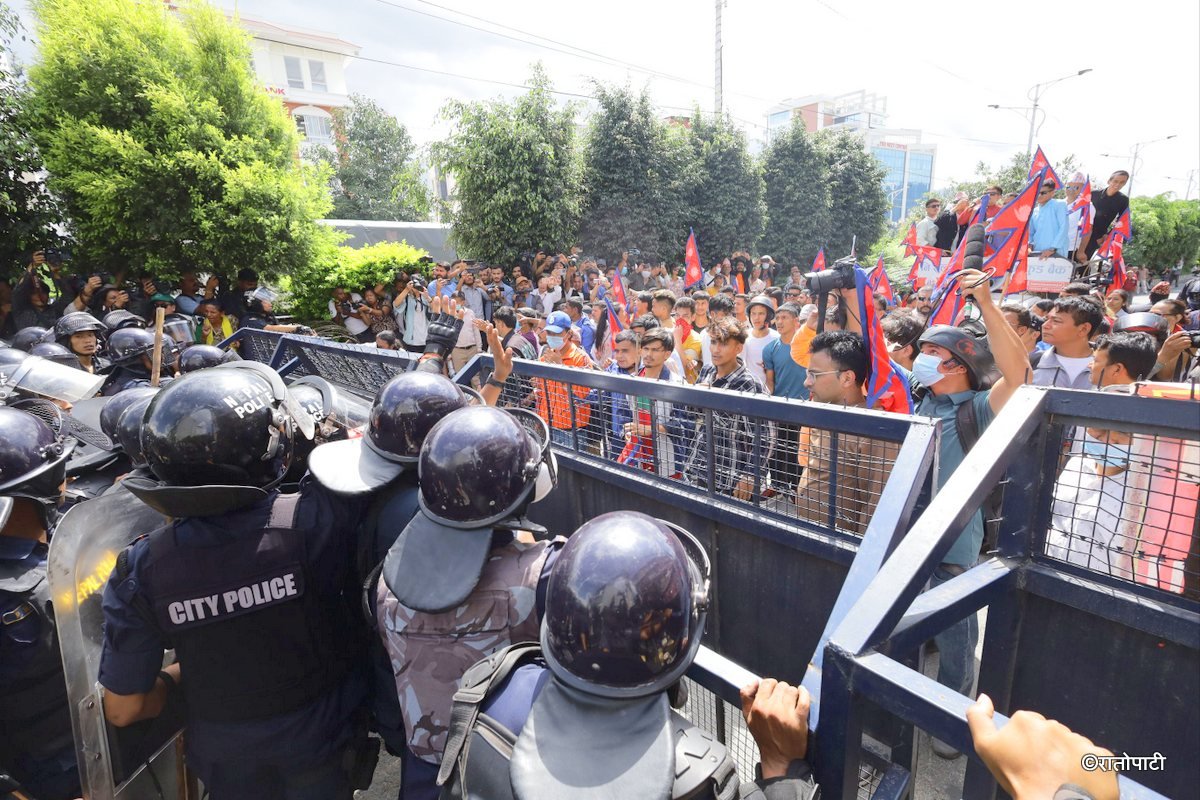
xmin=437 ymin=642 xmax=543 ymax=788
xmin=267 ymin=492 xmax=302 ymax=530
xmin=955 ymin=396 xmax=981 ymax=454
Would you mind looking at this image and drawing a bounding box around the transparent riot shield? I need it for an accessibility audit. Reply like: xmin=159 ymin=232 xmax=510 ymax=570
xmin=47 ymin=489 xmax=194 ymax=799
xmin=0 ymin=351 xmax=105 ymax=404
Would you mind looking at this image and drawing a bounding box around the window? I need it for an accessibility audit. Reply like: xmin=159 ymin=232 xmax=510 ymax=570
xmin=768 ymin=110 xmax=791 ymax=129
xmin=284 ymin=56 xmax=304 ymax=89
xmin=296 ymin=114 xmax=333 ymax=145
xmin=308 ymin=60 xmax=327 ymax=92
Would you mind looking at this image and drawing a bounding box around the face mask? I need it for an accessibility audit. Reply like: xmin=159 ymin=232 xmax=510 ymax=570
xmin=911 ymin=352 xmax=947 ymax=386
xmin=641 ymin=270 xmax=651 ymax=280
xmin=1082 ymin=434 xmax=1130 ymax=468
xmin=546 ymin=335 xmax=564 ymax=350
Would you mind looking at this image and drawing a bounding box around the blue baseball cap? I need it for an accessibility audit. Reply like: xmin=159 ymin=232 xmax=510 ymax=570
xmin=545 ymin=311 xmax=572 ymax=334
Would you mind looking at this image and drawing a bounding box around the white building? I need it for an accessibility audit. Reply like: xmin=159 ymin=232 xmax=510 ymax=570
xmin=238 ymin=16 xmax=359 ymax=152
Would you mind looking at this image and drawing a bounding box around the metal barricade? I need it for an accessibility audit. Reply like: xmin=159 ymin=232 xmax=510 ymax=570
xmin=817 ymin=386 xmax=1198 ymax=799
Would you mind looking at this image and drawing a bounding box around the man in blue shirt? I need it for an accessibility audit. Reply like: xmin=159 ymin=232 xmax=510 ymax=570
xmin=1029 ymin=180 xmax=1069 ymax=259
xmin=907 ymin=268 xmax=1031 ymax=758
xmin=763 ymin=302 xmax=808 ymax=503
xmin=603 ymin=329 xmax=640 ymax=458
xmin=563 ymin=297 xmax=596 ymax=357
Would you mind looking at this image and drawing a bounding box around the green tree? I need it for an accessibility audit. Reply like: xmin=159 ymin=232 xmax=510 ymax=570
xmin=434 ymin=65 xmax=581 ymax=266
xmin=28 ymin=0 xmax=337 ymax=280
xmin=0 ymin=1 xmax=64 ymax=277
xmin=686 ymin=111 xmax=764 ymax=266
xmin=578 ymin=83 xmax=699 ymax=263
xmin=1124 ymin=195 xmax=1200 ymax=271
xmin=320 ymin=94 xmax=430 ymax=222
xmin=761 ymin=117 xmax=830 ymax=267
xmin=816 ymin=130 xmax=888 ymax=261
xmin=280 ymin=240 xmax=429 ymax=320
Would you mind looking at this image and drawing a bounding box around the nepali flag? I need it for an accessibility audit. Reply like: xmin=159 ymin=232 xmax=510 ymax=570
xmin=908 ymin=245 xmax=942 ymax=287
xmin=1109 ymin=207 xmax=1133 ymax=242
xmin=855 ymin=266 xmax=912 ymax=414
xmin=610 ymin=267 xmax=629 ymax=310
xmin=984 ymin=169 xmax=1043 ymax=279
xmin=1003 ymin=221 xmax=1034 ymax=297
xmin=811 ymin=248 xmax=826 ymax=275
xmin=902 ymin=223 xmax=919 ymax=257
xmin=926 ymin=236 xmax=969 ymax=327
xmin=604 ymin=296 xmax=625 ymax=332
xmin=1028 ymin=145 xmax=1061 ymax=189
xmin=1070 ymin=178 xmax=1092 ymax=212
xmin=868 ymin=256 xmax=895 ymax=304
xmin=683 ymin=229 xmax=704 ymax=290
xmin=1108 ymin=236 xmax=1128 ymax=289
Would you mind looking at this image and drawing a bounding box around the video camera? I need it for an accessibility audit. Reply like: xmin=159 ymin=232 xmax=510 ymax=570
xmin=805 ymin=256 xmax=858 ymax=294
xmin=43 ymin=247 xmax=68 ymax=266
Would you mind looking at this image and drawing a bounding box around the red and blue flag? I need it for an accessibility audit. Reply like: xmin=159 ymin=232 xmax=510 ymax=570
xmin=867 ymin=256 xmax=895 ymax=304
xmin=1109 ymin=207 xmax=1132 ymax=242
xmin=811 ymin=248 xmax=826 ymax=274
xmin=604 ymin=296 xmax=624 ymax=332
xmin=985 ymin=169 xmax=1043 ymax=279
xmin=855 ymin=266 xmax=912 ymax=414
xmin=902 ymin=224 xmax=919 ymax=257
xmin=1028 ymin=145 xmax=1061 ymax=189
xmin=683 ymin=229 xmax=704 ymax=290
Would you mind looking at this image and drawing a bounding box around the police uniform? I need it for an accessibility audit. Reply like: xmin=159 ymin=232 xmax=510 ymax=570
xmin=100 ymin=365 xmax=154 ymax=396
xmin=99 ymin=479 xmax=368 ymax=798
xmin=0 ymin=536 xmax=80 ymax=800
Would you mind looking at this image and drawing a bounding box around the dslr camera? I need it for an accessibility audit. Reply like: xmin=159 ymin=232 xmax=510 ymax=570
xmin=805 ymin=256 xmax=858 ymax=294
xmin=42 ymin=247 xmax=66 ymax=266
xmin=409 ymin=275 xmax=427 ymax=293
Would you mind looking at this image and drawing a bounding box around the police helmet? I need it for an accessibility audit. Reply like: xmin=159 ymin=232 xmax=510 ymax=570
xmin=746 ymin=295 xmax=776 ymax=323
xmin=417 ymin=405 xmax=551 ymax=528
xmin=0 ymin=406 xmax=73 ymax=529
xmin=106 ymin=327 xmax=161 ymax=368
xmin=99 ymin=387 xmax=159 ymax=441
xmin=11 ymin=327 xmax=49 ymax=352
xmin=307 ymin=371 xmax=471 ymax=495
xmin=28 ymin=342 xmax=78 ymax=368
xmin=178 ymin=343 xmax=240 ymax=373
xmin=114 ymin=394 xmax=157 ymax=468
xmin=101 ymin=309 xmax=146 ymax=331
xmin=542 ymin=511 xmax=710 ymax=698
xmin=140 ymin=367 xmax=294 ymax=489
xmin=54 ymin=311 xmax=107 ymax=347
xmin=1114 ymin=312 xmax=1166 ymax=338
xmin=917 ymin=324 xmax=996 ymax=390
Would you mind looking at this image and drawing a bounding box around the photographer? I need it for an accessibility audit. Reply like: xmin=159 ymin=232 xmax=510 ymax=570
xmin=12 ymin=249 xmax=91 ymax=328
xmin=394 ymin=275 xmax=430 ymax=354
xmin=356 ymin=287 xmax=396 ymax=339
xmin=329 ymin=286 xmax=372 ymax=343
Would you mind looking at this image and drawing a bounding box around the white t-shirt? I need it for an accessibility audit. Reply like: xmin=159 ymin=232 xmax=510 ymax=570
xmin=700 ymin=329 xmax=713 ymax=368
xmin=329 ymin=294 xmax=368 ymax=335
xmin=455 ymin=307 xmax=478 ymax=348
xmin=1056 ymin=354 xmax=1092 ymax=383
xmin=1046 ymin=455 xmax=1134 ymax=580
xmin=741 ymin=329 xmax=779 ymax=386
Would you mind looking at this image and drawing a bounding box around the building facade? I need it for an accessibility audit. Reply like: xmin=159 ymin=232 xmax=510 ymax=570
xmin=765 ymin=90 xmax=936 ymax=224
xmin=238 ymin=16 xmax=359 ymax=153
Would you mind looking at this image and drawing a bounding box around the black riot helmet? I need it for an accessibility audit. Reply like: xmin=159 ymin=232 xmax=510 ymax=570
xmin=99 ymin=386 xmax=159 ymax=441
xmin=54 ymin=311 xmax=107 ymax=349
xmin=140 ymin=367 xmax=294 ymax=489
xmin=178 ymin=343 xmax=240 ymax=373
xmin=11 ymin=327 xmax=49 ymax=351
xmin=417 ymin=405 xmax=550 ymax=528
xmin=369 ymin=372 xmax=471 ymax=464
xmin=114 ymin=394 xmax=157 ymax=468
xmin=29 ymin=342 xmax=78 ymax=368
xmin=0 ymin=406 xmax=73 ymax=529
xmin=106 ymin=327 xmax=160 ymax=369
xmin=917 ymin=324 xmax=997 ymax=390
xmin=101 ymin=310 xmax=146 ymax=331
xmin=542 ymin=511 xmax=710 ymax=699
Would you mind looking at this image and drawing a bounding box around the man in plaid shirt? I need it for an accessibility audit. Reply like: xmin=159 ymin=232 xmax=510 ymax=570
xmin=684 ymin=317 xmax=766 ymax=499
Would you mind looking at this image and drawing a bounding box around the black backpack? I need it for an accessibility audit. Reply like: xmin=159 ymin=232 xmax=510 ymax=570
xmin=955 ymin=397 xmax=1004 ymax=555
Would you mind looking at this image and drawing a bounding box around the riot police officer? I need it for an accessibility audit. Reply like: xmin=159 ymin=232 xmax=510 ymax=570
xmin=0 ymin=407 xmax=80 ymax=800
xmin=372 ymin=405 xmax=562 ymax=800
xmin=436 ymin=510 xmax=820 ymax=800
xmin=239 ymin=288 xmax=313 ymax=335
xmin=8 ymin=326 xmax=49 ymax=352
xmin=97 ymin=364 xmax=373 ymax=799
xmin=100 ymin=327 xmax=174 ymax=396
xmin=177 ymin=343 xmax=240 ymax=373
xmin=52 ymin=311 xmax=109 ymax=373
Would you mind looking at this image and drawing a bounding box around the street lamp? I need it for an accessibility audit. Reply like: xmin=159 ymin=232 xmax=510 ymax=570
xmin=1101 ymin=134 xmax=1177 ymax=197
xmin=988 ymin=68 xmax=1093 ymax=157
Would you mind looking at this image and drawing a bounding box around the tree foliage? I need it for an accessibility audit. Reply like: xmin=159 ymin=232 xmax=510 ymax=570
xmin=0 ymin=1 xmax=63 ymax=277
xmin=761 ymin=117 xmax=830 ymax=267
xmin=434 ymin=66 xmax=581 ymax=267
xmin=686 ymin=112 xmax=763 ymax=266
xmin=321 ymin=94 xmax=430 ymax=222
xmin=1124 ymin=195 xmax=1200 ymax=270
xmin=27 ymin=0 xmax=337 ymax=280
xmin=578 ymin=83 xmax=699 ymax=263
xmin=816 ymin=130 xmax=888 ymax=261
xmin=281 ymin=240 xmax=429 ymax=320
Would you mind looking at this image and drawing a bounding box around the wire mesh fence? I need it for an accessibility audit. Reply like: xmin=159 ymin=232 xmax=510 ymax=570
xmin=1041 ymin=418 xmax=1200 ymax=598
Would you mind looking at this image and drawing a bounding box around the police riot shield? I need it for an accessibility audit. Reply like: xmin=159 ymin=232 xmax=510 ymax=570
xmin=47 ymin=488 xmax=192 ymax=799
xmin=0 ymin=351 xmax=105 ymax=404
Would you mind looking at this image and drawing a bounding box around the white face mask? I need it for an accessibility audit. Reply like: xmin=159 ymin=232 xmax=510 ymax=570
xmin=641 ymin=270 xmax=651 ymax=279
xmin=911 ymin=352 xmax=947 ymax=386
xmin=546 ymin=335 xmax=564 ymax=350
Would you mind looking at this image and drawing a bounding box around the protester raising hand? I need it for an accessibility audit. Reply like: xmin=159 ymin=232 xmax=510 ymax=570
xmin=475 ymin=318 xmax=512 ymax=407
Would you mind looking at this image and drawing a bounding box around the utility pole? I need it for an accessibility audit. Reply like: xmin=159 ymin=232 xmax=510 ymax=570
xmin=714 ymin=0 xmax=723 ymax=116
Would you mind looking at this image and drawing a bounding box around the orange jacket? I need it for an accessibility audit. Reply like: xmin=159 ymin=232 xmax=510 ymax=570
xmin=535 ymin=343 xmax=593 ymax=429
